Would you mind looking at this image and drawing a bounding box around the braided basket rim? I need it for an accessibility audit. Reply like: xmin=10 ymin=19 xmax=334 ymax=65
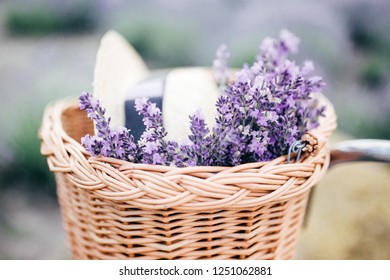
xmin=40 ymin=95 xmax=337 ymax=210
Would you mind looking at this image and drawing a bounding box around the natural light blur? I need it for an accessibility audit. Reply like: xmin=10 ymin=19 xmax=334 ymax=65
xmin=0 ymin=0 xmax=389 ymax=259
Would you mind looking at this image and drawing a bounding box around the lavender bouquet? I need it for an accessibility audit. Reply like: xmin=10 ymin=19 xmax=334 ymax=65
xmin=79 ymin=30 xmax=325 ymax=167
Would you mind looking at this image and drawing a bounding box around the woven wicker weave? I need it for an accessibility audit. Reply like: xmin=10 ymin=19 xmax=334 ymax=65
xmin=40 ymin=96 xmax=336 ymax=260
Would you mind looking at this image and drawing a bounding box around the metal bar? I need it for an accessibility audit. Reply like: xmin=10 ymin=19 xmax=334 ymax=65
xmin=330 ymin=139 xmax=390 ymax=167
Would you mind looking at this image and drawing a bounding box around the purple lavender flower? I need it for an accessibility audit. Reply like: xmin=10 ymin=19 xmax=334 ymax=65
xmin=134 ymin=97 xmax=168 ymax=165
xmin=79 ymin=29 xmax=326 ymax=167
xmin=208 ymin=29 xmax=325 ymax=164
xmin=81 ymin=134 xmax=103 ymax=156
xmin=79 ymin=92 xmax=137 ymax=161
xmin=213 ymin=44 xmax=231 ymax=90
xmin=188 ymin=111 xmax=211 ymax=165
xmin=280 ymin=29 xmax=300 ymax=54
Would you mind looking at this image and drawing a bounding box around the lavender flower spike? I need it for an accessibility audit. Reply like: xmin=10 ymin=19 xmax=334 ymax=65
xmin=79 ymin=91 xmax=137 ymax=161
xmin=279 ymin=29 xmax=300 ymax=54
xmin=213 ymin=44 xmax=230 ymax=90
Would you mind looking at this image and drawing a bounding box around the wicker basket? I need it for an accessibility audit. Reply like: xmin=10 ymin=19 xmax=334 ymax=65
xmin=39 ymin=97 xmax=336 ymax=260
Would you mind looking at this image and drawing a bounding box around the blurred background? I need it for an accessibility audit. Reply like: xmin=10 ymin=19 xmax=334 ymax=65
xmin=0 ymin=0 xmax=389 ymax=259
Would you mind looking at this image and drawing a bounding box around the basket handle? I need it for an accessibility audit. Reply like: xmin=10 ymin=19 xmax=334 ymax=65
xmin=330 ymin=139 xmax=390 ymax=167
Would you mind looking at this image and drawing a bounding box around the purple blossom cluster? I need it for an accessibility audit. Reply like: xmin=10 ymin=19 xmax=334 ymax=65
xmin=213 ymin=44 xmax=230 ymax=90
xmin=79 ymin=92 xmax=195 ymax=166
xmin=79 ymin=92 xmax=137 ymax=161
xmin=205 ymin=29 xmax=326 ymax=164
xmin=79 ymin=29 xmax=326 ymax=167
xmin=134 ymin=97 xmax=195 ymax=166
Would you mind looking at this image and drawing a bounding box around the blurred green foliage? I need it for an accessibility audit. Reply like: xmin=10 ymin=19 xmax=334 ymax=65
xmin=359 ymin=55 xmax=389 ymax=90
xmin=0 ymin=113 xmax=55 ymax=197
xmin=348 ymin=9 xmax=390 ymax=53
xmin=117 ymin=20 xmax=196 ymax=68
xmin=342 ymin=3 xmax=390 ymax=140
xmin=340 ymin=113 xmax=390 ymax=140
xmin=346 ymin=3 xmax=390 ymax=90
xmin=5 ymin=0 xmax=96 ymax=35
xmin=229 ymin=47 xmax=257 ymax=69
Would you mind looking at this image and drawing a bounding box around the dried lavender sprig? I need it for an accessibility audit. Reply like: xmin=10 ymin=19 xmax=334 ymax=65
xmin=134 ymin=96 xmax=197 ymax=166
xmin=79 ymin=92 xmax=137 ymax=161
xmin=188 ymin=111 xmax=211 ymax=166
xmin=210 ymin=29 xmax=326 ymax=164
xmin=134 ymin=96 xmax=168 ymax=165
xmin=213 ymin=44 xmax=231 ymax=91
